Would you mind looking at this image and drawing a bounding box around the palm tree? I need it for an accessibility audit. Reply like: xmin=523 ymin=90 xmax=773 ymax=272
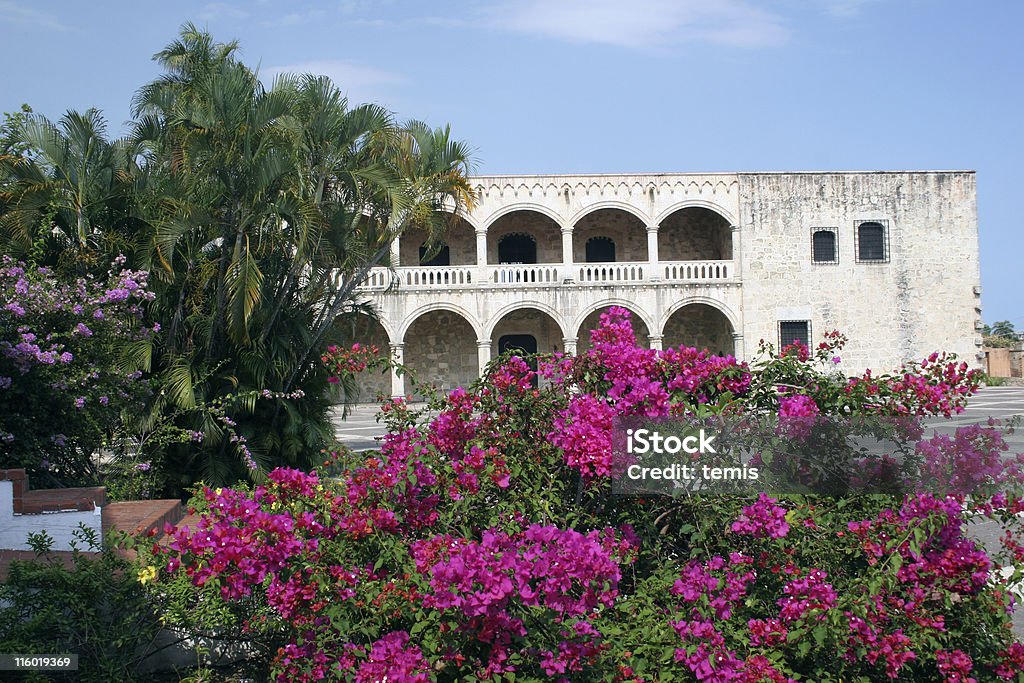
xmin=0 ymin=108 xmax=140 ymax=268
xmin=121 ymin=25 xmax=475 ymax=489
xmin=990 ymin=321 xmax=1016 ymax=339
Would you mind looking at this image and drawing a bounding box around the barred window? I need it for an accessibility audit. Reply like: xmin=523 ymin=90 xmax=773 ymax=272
xmin=812 ymin=229 xmax=837 ymax=263
xmin=779 ymin=320 xmax=810 ymax=349
xmin=856 ymin=221 xmax=888 ymax=262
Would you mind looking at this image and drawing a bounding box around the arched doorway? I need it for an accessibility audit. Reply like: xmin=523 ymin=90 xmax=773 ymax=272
xmin=490 ymin=307 xmax=563 ymax=388
xmin=497 ymin=233 xmax=537 ymax=264
xmin=585 ymin=236 xmax=616 ymax=263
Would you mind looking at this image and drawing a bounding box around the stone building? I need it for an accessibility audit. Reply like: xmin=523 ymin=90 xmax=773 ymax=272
xmin=350 ymin=171 xmax=982 ymax=399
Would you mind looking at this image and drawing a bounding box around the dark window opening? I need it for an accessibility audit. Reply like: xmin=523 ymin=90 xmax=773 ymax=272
xmin=812 ymin=230 xmax=837 ymax=263
xmin=498 ymin=233 xmax=537 ymax=264
xmin=498 ymin=334 xmax=537 ymax=355
xmin=498 ymin=334 xmax=538 ymax=387
xmin=857 ymin=222 xmax=887 ymax=262
xmin=585 ymin=236 xmax=616 ymax=263
xmin=779 ymin=321 xmax=810 ymax=349
xmin=419 ymin=243 xmax=450 ymax=267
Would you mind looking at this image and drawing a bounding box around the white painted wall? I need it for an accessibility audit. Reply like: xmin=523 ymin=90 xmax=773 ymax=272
xmin=0 ymin=481 xmax=103 ymax=551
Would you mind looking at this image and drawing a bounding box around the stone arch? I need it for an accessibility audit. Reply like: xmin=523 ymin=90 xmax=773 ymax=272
xmin=484 ymin=208 xmax=562 ymax=265
xmin=402 ymin=308 xmax=479 ymax=398
xmin=485 ymin=300 xmax=569 ymax=341
xmin=489 ymin=306 xmax=567 ymax=359
xmin=661 ymin=301 xmax=737 ymax=356
xmin=568 ymin=201 xmax=650 ymax=227
xmin=480 ymin=202 xmax=564 ymax=231
xmin=657 ymin=205 xmax=734 ymax=261
xmin=572 ymin=207 xmax=648 ymax=263
xmin=659 ymin=297 xmax=740 ymax=334
xmin=573 ymin=302 xmax=654 ymax=353
xmin=653 ymin=199 xmax=737 ymax=227
xmin=399 ymin=302 xmax=482 ymax=340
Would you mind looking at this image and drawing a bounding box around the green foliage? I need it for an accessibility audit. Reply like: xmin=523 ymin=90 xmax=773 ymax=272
xmin=984 ymin=321 xmax=1018 ymax=348
xmin=0 ymin=528 xmax=159 ymax=682
xmin=0 ymin=24 xmax=475 ymax=495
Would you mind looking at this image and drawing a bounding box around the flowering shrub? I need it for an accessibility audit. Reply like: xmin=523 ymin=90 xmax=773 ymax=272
xmin=148 ymin=308 xmax=1024 ymax=682
xmin=0 ymin=257 xmax=154 ymax=484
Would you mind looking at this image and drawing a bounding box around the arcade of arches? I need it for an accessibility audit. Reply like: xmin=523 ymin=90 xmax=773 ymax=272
xmin=352 ymin=204 xmax=739 ymax=400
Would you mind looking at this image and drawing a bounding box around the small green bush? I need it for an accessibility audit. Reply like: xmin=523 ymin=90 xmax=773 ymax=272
xmin=0 ymin=527 xmax=160 ymax=682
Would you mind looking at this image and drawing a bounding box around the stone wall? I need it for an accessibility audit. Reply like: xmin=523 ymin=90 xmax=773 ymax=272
xmin=338 ymin=315 xmax=391 ymax=402
xmin=399 ymin=218 xmax=476 ymax=266
xmin=662 ymin=303 xmax=735 ymax=355
xmin=359 ymin=171 xmax=979 ymax=394
xmin=491 ymin=308 xmax=564 ymax=357
xmin=660 ymin=207 xmax=733 ymax=261
xmin=0 ymin=470 xmax=103 ymax=551
xmin=572 ymin=209 xmax=648 ymax=262
xmin=738 ymin=172 xmax=980 ymax=371
xmin=404 ymin=310 xmax=478 ymax=398
xmin=486 ymin=211 xmax=562 ymax=263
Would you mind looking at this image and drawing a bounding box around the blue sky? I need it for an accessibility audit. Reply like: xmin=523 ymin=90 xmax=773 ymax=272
xmin=1 ymin=0 xmax=1020 ymax=328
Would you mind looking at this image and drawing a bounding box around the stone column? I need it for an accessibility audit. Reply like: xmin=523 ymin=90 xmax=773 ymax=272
xmin=560 ymin=226 xmax=574 ymax=281
xmin=475 ymin=228 xmax=487 ymax=267
xmin=732 ymin=333 xmax=744 ymax=361
xmin=646 ymin=225 xmax=660 ymax=281
xmin=477 ymin=338 xmax=491 ymax=375
xmin=389 ymin=342 xmax=405 ymax=398
xmin=562 ymin=336 xmax=578 ymax=356
xmin=475 ymin=228 xmax=488 ymax=283
xmin=389 ymin=237 xmax=400 ymax=267
xmin=730 ymin=224 xmax=741 ymax=280
xmin=648 ymin=334 xmax=663 ymax=351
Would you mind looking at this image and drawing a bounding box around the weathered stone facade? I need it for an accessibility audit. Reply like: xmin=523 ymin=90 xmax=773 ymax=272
xmin=351 ymin=171 xmax=981 ymax=399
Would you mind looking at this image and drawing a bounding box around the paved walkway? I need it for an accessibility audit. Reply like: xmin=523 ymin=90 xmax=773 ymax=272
xmin=331 ymin=387 xmax=1024 ymax=451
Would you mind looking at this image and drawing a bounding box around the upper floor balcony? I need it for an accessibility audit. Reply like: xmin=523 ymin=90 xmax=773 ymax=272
xmin=357 ymin=260 xmax=735 ymax=291
xmin=356 ymin=203 xmax=740 ymax=292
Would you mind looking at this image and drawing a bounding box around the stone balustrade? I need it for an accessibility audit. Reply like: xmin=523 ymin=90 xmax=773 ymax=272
xmin=355 ymin=260 xmax=736 ymax=290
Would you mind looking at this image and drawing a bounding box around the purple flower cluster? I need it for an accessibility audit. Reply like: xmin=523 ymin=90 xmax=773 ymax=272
xmin=0 ymin=257 xmax=154 ymax=475
xmin=731 ymin=493 xmax=791 ymax=540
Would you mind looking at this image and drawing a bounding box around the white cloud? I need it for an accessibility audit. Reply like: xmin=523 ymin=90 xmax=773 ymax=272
xmin=484 ymin=0 xmax=790 ymax=49
xmin=263 ymin=60 xmax=404 ymax=105
xmin=0 ymin=0 xmax=71 ymax=31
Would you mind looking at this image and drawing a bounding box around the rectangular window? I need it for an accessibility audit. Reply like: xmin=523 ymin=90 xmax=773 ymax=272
xmin=779 ymin=320 xmax=810 ymax=349
xmin=855 ymin=220 xmax=889 ymax=263
xmin=811 ymin=228 xmax=838 ymax=263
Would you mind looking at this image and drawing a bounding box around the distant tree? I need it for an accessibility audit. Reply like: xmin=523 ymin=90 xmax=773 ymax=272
xmin=990 ymin=320 xmax=1016 ymax=338
xmin=983 ymin=320 xmax=1017 ymax=348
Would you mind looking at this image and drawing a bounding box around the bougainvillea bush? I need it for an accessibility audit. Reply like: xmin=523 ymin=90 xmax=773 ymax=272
xmin=0 ymin=256 xmax=155 ymax=485
xmin=148 ymin=309 xmax=1024 ymax=681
